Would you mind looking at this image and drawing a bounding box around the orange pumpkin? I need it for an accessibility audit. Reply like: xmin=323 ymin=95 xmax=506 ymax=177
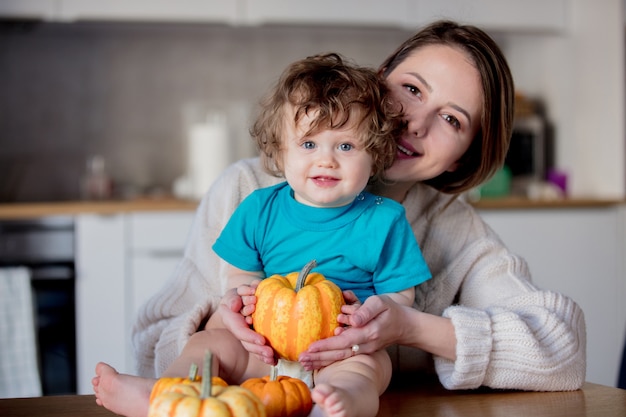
xmin=252 ymin=260 xmax=344 ymax=361
xmin=148 ymin=352 xmax=266 ymax=417
xmin=241 ymin=366 xmax=312 ymax=417
xmin=149 ymin=363 xmax=228 ymax=403
xmin=149 ymin=385 xmax=265 ymax=417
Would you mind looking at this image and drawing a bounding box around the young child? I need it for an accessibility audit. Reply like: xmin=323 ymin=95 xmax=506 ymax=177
xmin=92 ymin=53 xmax=431 ymax=417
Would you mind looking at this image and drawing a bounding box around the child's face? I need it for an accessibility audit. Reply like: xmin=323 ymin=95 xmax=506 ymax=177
xmin=281 ymin=107 xmax=373 ymax=208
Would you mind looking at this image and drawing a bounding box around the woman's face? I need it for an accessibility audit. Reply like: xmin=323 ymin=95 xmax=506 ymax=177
xmin=383 ymin=44 xmax=483 ymax=185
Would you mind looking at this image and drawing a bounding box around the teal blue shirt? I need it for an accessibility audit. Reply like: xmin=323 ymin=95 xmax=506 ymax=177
xmin=213 ymin=182 xmax=430 ymax=302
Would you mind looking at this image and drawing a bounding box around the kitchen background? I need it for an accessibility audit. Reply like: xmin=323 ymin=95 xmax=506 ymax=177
xmin=1 ymin=0 xmax=625 ymax=396
xmin=0 ymin=22 xmax=417 ymax=201
xmin=1 ymin=0 xmax=624 ymax=202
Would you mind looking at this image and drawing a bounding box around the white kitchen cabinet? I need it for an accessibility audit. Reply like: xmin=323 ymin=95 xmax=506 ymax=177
xmin=0 ymin=0 xmax=241 ymax=23
xmin=477 ymin=205 xmax=626 ymax=387
xmin=74 ymin=210 xmax=195 ymax=394
xmin=411 ymin=0 xmax=568 ymax=32
xmin=75 ymin=213 xmax=126 ymax=395
xmin=58 ymin=0 xmax=241 ymax=23
xmin=244 ymin=0 xmax=409 ymax=27
xmin=0 ymin=0 xmax=568 ymax=33
xmin=0 ymin=0 xmax=59 ymax=19
xmin=125 ymin=211 xmax=195 ymax=374
xmin=245 ymin=0 xmax=568 ymax=32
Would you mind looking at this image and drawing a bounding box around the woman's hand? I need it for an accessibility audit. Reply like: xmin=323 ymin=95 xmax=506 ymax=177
xmin=299 ymin=294 xmax=406 ymax=370
xmin=218 ymin=282 xmax=277 ymax=365
xmin=299 ymin=291 xmax=457 ymax=370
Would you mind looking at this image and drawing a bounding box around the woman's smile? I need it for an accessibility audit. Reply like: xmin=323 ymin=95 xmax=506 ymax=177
xmin=396 ymin=139 xmax=422 ymax=159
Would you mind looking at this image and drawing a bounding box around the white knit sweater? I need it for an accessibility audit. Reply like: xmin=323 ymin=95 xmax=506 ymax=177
xmin=132 ymin=157 xmax=586 ymax=391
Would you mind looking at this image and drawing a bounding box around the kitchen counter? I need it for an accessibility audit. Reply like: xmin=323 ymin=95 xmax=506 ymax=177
xmin=0 ymin=198 xmax=199 ymax=220
xmin=470 ymin=196 xmax=623 ymax=210
xmin=0 ymin=196 xmax=623 ymax=220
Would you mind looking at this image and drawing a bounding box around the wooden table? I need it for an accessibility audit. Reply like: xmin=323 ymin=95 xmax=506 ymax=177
xmin=1 ymin=377 xmax=625 ymax=416
xmin=379 ymin=376 xmax=626 ymax=417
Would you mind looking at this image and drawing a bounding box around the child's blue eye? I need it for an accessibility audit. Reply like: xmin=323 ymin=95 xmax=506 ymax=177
xmin=339 ymin=143 xmax=353 ymax=151
xmin=302 ymin=141 xmax=316 ymax=149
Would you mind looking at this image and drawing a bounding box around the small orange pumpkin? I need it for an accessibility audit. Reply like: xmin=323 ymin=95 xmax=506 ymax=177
xmin=148 ymin=352 xmax=266 ymax=417
xmin=252 ymin=260 xmax=344 ymax=361
xmin=149 ymin=362 xmax=228 ymax=403
xmin=241 ymin=366 xmax=312 ymax=417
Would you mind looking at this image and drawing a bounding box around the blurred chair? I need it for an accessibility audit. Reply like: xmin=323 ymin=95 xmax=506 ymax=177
xmin=619 ymin=334 xmax=626 ymax=389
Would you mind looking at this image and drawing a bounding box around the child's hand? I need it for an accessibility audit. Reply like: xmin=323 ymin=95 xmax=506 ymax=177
xmin=219 ymin=286 xmax=277 ymax=366
xmin=335 ymin=290 xmax=361 ymax=333
xmin=237 ymin=280 xmax=261 ymax=325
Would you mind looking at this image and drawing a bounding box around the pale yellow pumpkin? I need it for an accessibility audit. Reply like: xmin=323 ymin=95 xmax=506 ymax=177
xmin=148 ymin=385 xmax=265 ymax=417
xmin=148 ymin=352 xmax=266 ymax=417
xmin=149 ymin=361 xmax=229 ymax=403
xmin=149 ymin=376 xmax=228 ymax=403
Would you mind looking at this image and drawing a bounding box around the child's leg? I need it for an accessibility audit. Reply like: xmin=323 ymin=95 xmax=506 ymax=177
xmin=163 ymin=328 xmax=270 ymax=383
xmin=93 ymin=328 xmax=269 ymax=417
xmin=310 ymin=349 xmax=392 ymax=417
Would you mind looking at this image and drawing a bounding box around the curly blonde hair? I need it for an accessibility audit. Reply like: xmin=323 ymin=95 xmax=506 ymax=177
xmin=251 ymin=53 xmax=405 ymax=183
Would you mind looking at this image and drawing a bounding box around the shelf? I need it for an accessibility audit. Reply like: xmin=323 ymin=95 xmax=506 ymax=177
xmin=470 ymin=196 xmax=624 ymax=210
xmin=0 ymin=198 xmax=198 ymax=220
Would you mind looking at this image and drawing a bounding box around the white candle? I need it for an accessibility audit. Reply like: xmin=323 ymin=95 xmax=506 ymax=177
xmin=187 ymin=114 xmax=230 ymax=199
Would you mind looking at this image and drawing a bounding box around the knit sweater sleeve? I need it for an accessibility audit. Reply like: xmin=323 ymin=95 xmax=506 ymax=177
xmin=432 ymin=224 xmax=587 ymax=392
xmin=131 ymin=158 xmax=281 ymax=378
xmin=404 ymin=187 xmax=586 ymax=392
xmin=435 ymin=237 xmax=586 ymax=391
xmin=437 ymin=289 xmax=586 ymax=391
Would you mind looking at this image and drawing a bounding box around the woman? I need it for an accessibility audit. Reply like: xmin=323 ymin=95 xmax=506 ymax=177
xmin=132 ymin=19 xmax=585 ymax=398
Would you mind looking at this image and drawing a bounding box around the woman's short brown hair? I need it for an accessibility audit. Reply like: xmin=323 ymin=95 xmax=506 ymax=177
xmin=251 ymin=53 xmax=405 ymax=183
xmin=380 ymin=20 xmax=515 ymax=194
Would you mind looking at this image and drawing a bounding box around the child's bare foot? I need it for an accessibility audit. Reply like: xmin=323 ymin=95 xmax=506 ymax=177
xmin=310 ymin=383 xmax=354 ymax=417
xmin=92 ymin=362 xmax=156 ymax=417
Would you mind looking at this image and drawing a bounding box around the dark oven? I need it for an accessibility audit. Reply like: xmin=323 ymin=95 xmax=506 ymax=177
xmin=0 ymin=217 xmax=76 ymax=395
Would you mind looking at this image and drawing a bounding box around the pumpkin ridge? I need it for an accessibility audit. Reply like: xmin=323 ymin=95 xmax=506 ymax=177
xmin=253 ymin=277 xmax=286 ymax=345
xmin=168 ymin=395 xmax=184 ymax=415
xmin=317 ymin=285 xmax=331 ymax=336
xmin=318 ymin=280 xmax=342 ymax=335
xmin=282 ymin=378 xmax=299 ymax=416
xmin=263 ymin=381 xmax=282 ymax=416
xmin=198 ymin=396 xmax=229 ymax=415
xmin=270 ymin=286 xmax=295 ymax=358
xmin=293 ymin=285 xmax=323 ymax=358
xmin=219 ymin=386 xmax=263 ymax=417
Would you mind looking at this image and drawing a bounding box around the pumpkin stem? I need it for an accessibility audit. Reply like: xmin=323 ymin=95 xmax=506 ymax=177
xmin=269 ymin=365 xmax=278 ymax=382
xmin=295 ymin=260 xmax=317 ymax=292
xmin=201 ymin=350 xmax=213 ymax=399
xmin=188 ymin=363 xmax=199 ymax=381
